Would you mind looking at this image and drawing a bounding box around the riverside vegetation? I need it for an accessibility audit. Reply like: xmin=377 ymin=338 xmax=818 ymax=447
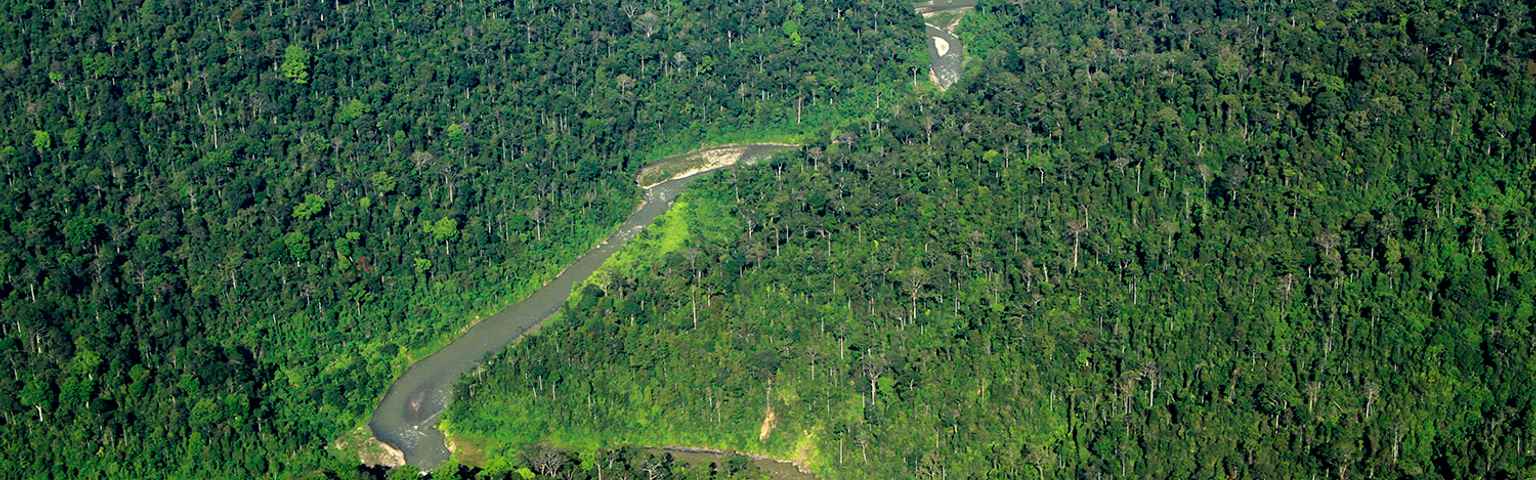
xmin=447 ymin=0 xmax=1536 ymax=478
xmin=0 ymin=0 xmax=921 ymax=477
xmin=2 ymin=0 xmax=1533 ymax=479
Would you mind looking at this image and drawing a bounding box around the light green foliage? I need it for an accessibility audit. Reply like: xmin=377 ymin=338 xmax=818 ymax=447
xmin=62 ymin=214 xmax=99 ymax=250
xmin=282 ymin=43 xmax=310 ymax=84
xmin=783 ymin=1 xmax=805 ymax=46
xmin=334 ymin=231 xmax=361 ymax=259
xmin=448 ymin=1 xmax=1536 ymax=478
xmin=369 ymin=171 xmax=396 ymax=195
xmin=578 ymin=197 xmax=711 ymax=297
xmin=291 ymin=193 xmax=326 ymax=220
xmin=1214 ymin=46 xmax=1244 ymax=79
xmin=9 ymin=0 xmax=1530 ymax=478
xmin=19 ymin=378 xmax=51 ymax=412
xmin=282 ymin=231 xmax=310 ymax=260
xmin=782 ymin=19 xmax=802 ymax=46
xmin=336 ymin=98 xmax=368 ymax=124
xmin=83 ymin=52 xmax=113 ymax=79
xmin=425 ymin=217 xmax=458 ymax=243
xmin=31 ymin=130 xmax=49 ymax=152
xmin=60 ymin=128 xmax=80 ymax=152
xmin=68 ymin=340 xmax=101 ymax=376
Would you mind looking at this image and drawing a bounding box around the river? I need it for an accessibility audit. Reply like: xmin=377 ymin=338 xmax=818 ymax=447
xmin=367 ymin=144 xmax=796 ymax=469
xmin=914 ymin=0 xmax=975 ymax=90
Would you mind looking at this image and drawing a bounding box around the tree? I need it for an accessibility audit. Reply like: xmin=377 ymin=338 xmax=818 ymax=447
xmin=529 ymin=206 xmax=546 ymax=241
xmin=634 ymin=11 xmax=660 ymax=39
xmin=1025 ymin=443 xmax=1057 ymax=480
xmin=282 ymin=44 xmax=310 ymax=84
xmin=445 ymin=122 xmax=465 ymax=146
xmin=900 ymin=266 xmax=928 ymax=320
xmin=410 ymin=150 xmax=435 ymax=170
xmin=862 ymin=351 xmax=889 ymax=406
xmin=282 ymin=231 xmax=310 ymax=262
xmin=336 ymin=98 xmax=368 ymax=124
xmin=1066 ymin=218 xmax=1086 ymax=274
xmin=19 ymin=377 xmax=51 ymax=423
xmin=616 ymin=73 xmax=636 ymax=93
xmin=291 ymin=194 xmax=326 ymax=220
xmin=370 ymin=171 xmax=396 ymax=196
xmin=425 ymin=217 xmax=458 ymax=255
xmin=526 ymin=446 xmax=570 ymax=478
xmin=31 ymin=130 xmax=49 ymax=153
xmin=782 ymin=19 xmax=803 ymax=46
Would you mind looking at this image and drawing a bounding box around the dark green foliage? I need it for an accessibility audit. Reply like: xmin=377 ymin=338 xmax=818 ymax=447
xmin=453 ymin=0 xmax=1536 ymax=478
xmin=504 ymin=445 xmax=779 ymax=480
xmin=0 ymin=0 xmax=918 ymax=476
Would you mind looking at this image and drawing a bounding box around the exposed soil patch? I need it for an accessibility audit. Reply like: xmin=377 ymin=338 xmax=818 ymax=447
xmin=758 ymin=404 xmax=779 ymax=442
xmin=335 ymin=425 xmax=406 ymax=467
xmin=446 ymin=435 xmax=488 ymax=466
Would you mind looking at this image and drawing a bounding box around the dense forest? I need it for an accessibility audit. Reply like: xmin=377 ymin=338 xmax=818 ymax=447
xmin=4 ymin=0 xmax=1533 ymax=478
xmin=0 ymin=0 xmax=921 ymax=476
xmin=450 ymin=0 xmax=1536 ymax=478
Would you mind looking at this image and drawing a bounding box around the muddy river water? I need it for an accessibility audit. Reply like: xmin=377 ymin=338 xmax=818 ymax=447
xmin=367 ymin=144 xmax=795 ymax=469
xmin=915 ymin=0 xmax=976 ymax=90
xmin=368 ymin=3 xmax=969 ymax=472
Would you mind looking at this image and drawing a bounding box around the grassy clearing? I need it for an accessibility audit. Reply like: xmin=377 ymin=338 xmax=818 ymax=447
xmin=577 ymin=188 xmax=741 ymax=303
xmin=578 ymin=198 xmax=694 ymax=297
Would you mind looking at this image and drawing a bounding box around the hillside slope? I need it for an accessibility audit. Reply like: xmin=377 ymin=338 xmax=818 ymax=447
xmin=0 ymin=0 xmax=920 ymax=476
xmin=451 ymin=0 xmax=1535 ymax=477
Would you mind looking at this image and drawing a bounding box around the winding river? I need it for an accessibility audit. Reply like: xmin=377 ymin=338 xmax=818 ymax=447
xmin=369 ymin=4 xmax=970 ymax=471
xmin=367 ymin=144 xmax=796 ymax=469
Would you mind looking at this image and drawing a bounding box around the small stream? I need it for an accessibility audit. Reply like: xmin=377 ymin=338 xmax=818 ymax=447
xmin=367 ymin=144 xmax=794 ymax=469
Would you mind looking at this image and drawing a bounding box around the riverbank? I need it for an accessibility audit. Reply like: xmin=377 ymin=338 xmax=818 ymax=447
xmin=914 ymin=0 xmax=975 ymax=90
xmin=359 ymin=143 xmax=800 ymax=470
xmin=355 ymin=4 xmax=936 ymax=473
xmin=333 ymin=424 xmax=407 ymax=467
xmin=435 ymin=172 xmax=828 ymax=479
xmin=638 ymin=143 xmax=799 ymax=189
